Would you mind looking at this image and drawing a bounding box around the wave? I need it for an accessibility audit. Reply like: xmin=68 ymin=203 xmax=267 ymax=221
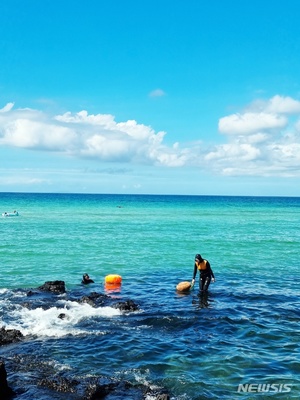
xmin=1 ymin=297 xmax=121 ymax=338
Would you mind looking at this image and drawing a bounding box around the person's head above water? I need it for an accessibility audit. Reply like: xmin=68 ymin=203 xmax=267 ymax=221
xmin=195 ymin=254 xmax=203 ymax=262
xmin=82 ymin=273 xmax=94 ymax=284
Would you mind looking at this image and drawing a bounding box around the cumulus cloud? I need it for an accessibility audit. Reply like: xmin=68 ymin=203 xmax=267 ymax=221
xmin=213 ymin=95 xmax=300 ymax=176
xmin=1 ymin=94 xmax=300 ymax=178
xmin=256 ymin=95 xmax=300 ymax=114
xmin=0 ymin=103 xmax=186 ymax=166
xmin=218 ymin=112 xmax=287 ymax=135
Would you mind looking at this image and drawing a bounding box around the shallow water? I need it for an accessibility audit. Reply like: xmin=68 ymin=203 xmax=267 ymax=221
xmin=1 ymin=193 xmax=300 ymax=399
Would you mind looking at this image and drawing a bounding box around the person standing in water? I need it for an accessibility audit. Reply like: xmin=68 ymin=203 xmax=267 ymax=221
xmin=192 ymin=254 xmax=215 ymax=291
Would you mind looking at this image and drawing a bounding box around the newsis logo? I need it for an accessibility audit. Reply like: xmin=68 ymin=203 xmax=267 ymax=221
xmin=237 ymin=383 xmax=292 ymax=393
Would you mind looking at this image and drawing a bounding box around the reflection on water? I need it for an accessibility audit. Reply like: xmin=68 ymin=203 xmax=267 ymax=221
xmin=192 ymin=291 xmax=215 ymax=309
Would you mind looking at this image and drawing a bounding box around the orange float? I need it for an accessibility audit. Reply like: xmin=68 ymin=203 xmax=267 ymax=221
xmin=104 ymin=283 xmax=122 ymax=292
xmin=105 ymin=274 xmax=122 ymax=285
xmin=176 ymin=281 xmax=191 ymax=292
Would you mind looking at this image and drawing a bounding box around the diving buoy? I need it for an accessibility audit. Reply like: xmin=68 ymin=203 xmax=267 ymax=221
xmin=105 ymin=283 xmax=122 ymax=292
xmin=105 ymin=274 xmax=122 ymax=285
xmin=176 ymin=281 xmax=191 ymax=292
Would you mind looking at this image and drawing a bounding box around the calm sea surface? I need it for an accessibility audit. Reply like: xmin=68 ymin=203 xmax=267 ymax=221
xmin=0 ymin=193 xmax=299 ymax=399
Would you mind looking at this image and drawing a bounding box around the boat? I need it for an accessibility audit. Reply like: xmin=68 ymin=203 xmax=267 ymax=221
xmin=2 ymin=211 xmax=19 ymax=217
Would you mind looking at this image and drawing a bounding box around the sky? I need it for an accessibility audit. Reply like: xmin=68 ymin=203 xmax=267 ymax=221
xmin=1 ymin=0 xmax=300 ymax=196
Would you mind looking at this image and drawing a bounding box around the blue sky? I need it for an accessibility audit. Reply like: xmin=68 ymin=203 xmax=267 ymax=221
xmin=1 ymin=0 xmax=300 ymax=196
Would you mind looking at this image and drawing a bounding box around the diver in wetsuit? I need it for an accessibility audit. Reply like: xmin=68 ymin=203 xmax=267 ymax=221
xmin=82 ymin=273 xmax=95 ymax=284
xmin=192 ymin=254 xmax=215 ymax=291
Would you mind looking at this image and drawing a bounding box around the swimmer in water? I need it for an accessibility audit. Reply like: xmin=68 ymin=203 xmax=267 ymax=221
xmin=81 ymin=273 xmax=95 ymax=284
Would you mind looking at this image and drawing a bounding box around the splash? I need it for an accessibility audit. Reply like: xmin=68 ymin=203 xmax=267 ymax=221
xmin=3 ymin=299 xmax=121 ymax=338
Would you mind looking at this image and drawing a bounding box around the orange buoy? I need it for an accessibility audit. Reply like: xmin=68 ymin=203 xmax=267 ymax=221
xmin=104 ymin=283 xmax=122 ymax=292
xmin=176 ymin=281 xmax=191 ymax=292
xmin=105 ymin=274 xmax=122 ymax=285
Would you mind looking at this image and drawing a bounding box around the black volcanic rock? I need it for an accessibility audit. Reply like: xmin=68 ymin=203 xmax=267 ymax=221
xmin=38 ymin=280 xmax=66 ymax=294
xmin=0 ymin=327 xmax=23 ymax=346
xmin=5 ymin=354 xmax=171 ymax=400
xmin=0 ymin=360 xmax=14 ymax=399
xmin=38 ymin=375 xmax=79 ymax=393
xmin=78 ymin=291 xmax=109 ymax=307
xmin=112 ymin=299 xmax=139 ymax=312
xmin=84 ymin=379 xmax=170 ymax=400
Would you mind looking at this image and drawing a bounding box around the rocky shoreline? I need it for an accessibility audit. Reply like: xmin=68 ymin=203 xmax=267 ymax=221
xmin=0 ymin=281 xmax=170 ymax=400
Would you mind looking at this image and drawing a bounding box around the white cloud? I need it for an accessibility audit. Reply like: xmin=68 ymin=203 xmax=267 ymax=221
xmin=218 ymin=112 xmax=287 ymax=135
xmin=215 ymin=95 xmax=300 ymax=177
xmin=55 ymin=110 xmax=115 ymax=126
xmin=0 ymin=103 xmax=185 ymax=167
xmin=1 ymin=94 xmax=300 ymax=179
xmin=246 ymin=95 xmax=300 ymax=114
xmin=206 ymin=143 xmax=260 ymax=162
xmin=0 ymin=102 xmax=14 ymax=113
xmin=264 ymin=95 xmax=300 ymax=114
xmin=2 ymin=118 xmax=76 ymax=150
xmin=149 ymin=88 xmax=166 ymax=97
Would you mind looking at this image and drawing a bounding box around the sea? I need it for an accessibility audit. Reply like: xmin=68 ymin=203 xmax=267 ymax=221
xmin=0 ymin=192 xmax=299 ymax=399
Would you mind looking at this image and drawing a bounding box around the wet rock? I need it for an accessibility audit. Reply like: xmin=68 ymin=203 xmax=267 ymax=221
xmin=58 ymin=313 xmax=66 ymax=319
xmin=0 ymin=360 xmax=14 ymax=399
xmin=38 ymin=280 xmax=66 ymax=294
xmin=84 ymin=379 xmax=170 ymax=400
xmin=0 ymin=327 xmax=23 ymax=346
xmin=26 ymin=290 xmax=38 ymax=296
xmin=79 ymin=292 xmax=109 ymax=307
xmin=112 ymin=299 xmax=139 ymax=312
xmin=144 ymin=387 xmax=170 ymax=400
xmin=5 ymin=354 xmax=171 ymax=400
xmin=84 ymin=381 xmax=131 ymax=399
xmin=38 ymin=376 xmax=79 ymax=393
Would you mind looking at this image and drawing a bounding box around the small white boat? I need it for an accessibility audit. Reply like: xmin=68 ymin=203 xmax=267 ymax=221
xmin=2 ymin=211 xmax=19 ymax=217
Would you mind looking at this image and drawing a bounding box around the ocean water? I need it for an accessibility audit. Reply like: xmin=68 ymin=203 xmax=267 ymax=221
xmin=0 ymin=192 xmax=299 ymax=399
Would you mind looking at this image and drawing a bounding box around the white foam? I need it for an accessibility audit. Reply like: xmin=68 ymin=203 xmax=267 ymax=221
xmin=4 ymin=300 xmax=121 ymax=338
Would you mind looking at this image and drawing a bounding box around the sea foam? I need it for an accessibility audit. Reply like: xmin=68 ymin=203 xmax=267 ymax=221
xmin=3 ymin=300 xmax=121 ymax=338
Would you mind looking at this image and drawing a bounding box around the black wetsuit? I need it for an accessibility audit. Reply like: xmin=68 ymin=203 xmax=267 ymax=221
xmin=82 ymin=276 xmax=94 ymax=284
xmin=193 ymin=260 xmax=215 ymax=291
xmin=82 ymin=279 xmax=94 ymax=284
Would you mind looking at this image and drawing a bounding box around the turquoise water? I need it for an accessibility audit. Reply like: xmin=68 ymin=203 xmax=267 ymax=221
xmin=0 ymin=193 xmax=300 ymax=399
